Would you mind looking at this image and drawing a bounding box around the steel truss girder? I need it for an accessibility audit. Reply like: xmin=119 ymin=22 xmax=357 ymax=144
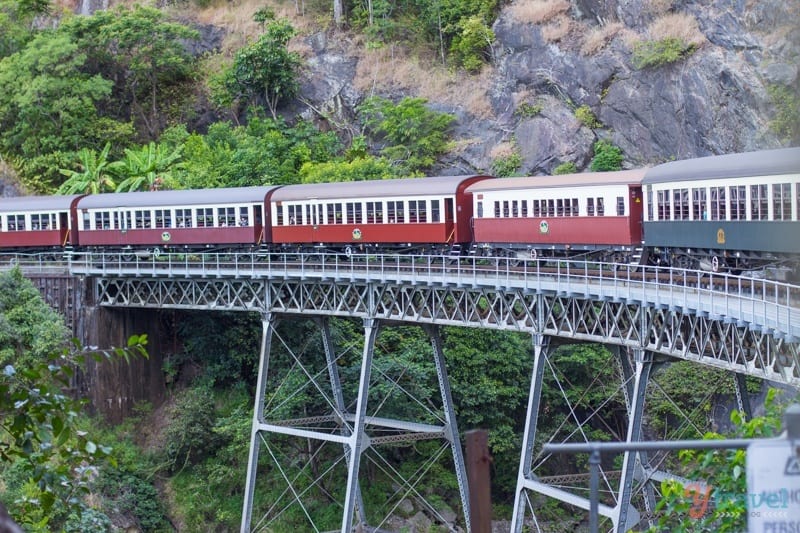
xmin=94 ymin=277 xmax=800 ymax=385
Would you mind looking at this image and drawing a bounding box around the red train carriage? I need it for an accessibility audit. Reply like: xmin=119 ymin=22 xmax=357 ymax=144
xmin=466 ymin=169 xmax=647 ymax=261
xmin=75 ymin=187 xmax=280 ymax=251
xmin=0 ymin=195 xmax=85 ymax=251
xmin=269 ymin=175 xmax=493 ymax=253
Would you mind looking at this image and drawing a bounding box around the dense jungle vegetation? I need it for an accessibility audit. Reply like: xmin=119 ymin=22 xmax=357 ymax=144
xmin=0 ymin=0 xmax=791 ymax=530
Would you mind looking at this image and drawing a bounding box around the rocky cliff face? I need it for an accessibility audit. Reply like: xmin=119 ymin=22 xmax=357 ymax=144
xmin=296 ymin=0 xmax=798 ymax=175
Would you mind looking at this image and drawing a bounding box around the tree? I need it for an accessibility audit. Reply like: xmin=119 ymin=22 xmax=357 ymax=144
xmin=57 ymin=142 xmax=118 ymax=194
xmin=61 ymin=6 xmax=200 ymax=139
xmin=225 ymin=18 xmax=301 ymax=120
xmin=0 ymin=32 xmax=115 ymax=159
xmin=358 ymin=96 xmax=455 ymax=173
xmin=0 ymin=268 xmax=148 ymax=529
xmin=114 ymin=141 xmax=183 ymax=192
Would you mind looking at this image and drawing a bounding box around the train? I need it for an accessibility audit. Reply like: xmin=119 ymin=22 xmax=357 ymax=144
xmin=1 ymin=147 xmax=798 ymax=278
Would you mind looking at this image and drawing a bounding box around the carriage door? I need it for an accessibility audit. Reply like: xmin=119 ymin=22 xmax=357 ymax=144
xmin=59 ymin=212 xmax=70 ymax=246
xmin=629 ymin=186 xmax=644 ymax=241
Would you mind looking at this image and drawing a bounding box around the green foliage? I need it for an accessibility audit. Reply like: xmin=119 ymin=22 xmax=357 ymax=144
xmin=161 ymin=385 xmax=223 ymax=473
xmin=590 ymin=140 xmax=623 ymax=171
xmin=57 ymin=142 xmax=118 ymax=194
xmin=515 ymin=102 xmax=542 ymax=118
xmin=178 ymin=117 xmax=340 ymax=188
xmin=359 ymin=96 xmax=455 ymax=173
xmin=649 ymin=388 xmax=785 ymax=532
xmin=0 ymin=32 xmax=115 ymax=160
xmin=0 ymin=275 xmax=148 ymax=531
xmin=114 ymin=141 xmax=184 ymax=192
xmin=0 ymin=268 xmax=69 ymax=371
xmin=299 ymin=156 xmax=397 ymax=183
xmin=225 ymin=18 xmax=301 ymax=120
xmin=491 ymin=149 xmax=522 ymax=177
xmin=449 ymin=15 xmax=494 ymax=72
xmin=95 ymin=467 xmax=168 ymax=531
xmin=575 ymin=104 xmax=600 ymax=128
xmin=553 ymin=161 xmax=577 ymax=175
xmin=0 ymin=0 xmax=37 ymax=59
xmin=767 ymin=83 xmax=800 ymax=144
xmin=631 ymin=37 xmax=697 ymax=69
xmin=61 ymin=6 xmax=200 ymax=139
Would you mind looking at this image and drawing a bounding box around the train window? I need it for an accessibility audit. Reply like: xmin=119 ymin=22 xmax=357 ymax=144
xmin=674 ymin=189 xmax=689 ymax=220
xmin=750 ymin=185 xmax=768 ymax=220
xmin=196 ymin=208 xmax=213 ymax=227
xmin=176 ymin=209 xmax=192 ymax=228
xmin=596 ymin=198 xmax=604 ymax=216
xmin=729 ymin=186 xmax=746 ymax=220
xmin=155 ymin=209 xmax=172 ymax=229
xmin=616 ymin=196 xmax=625 ymax=216
xmin=387 ymin=201 xmax=403 ymax=223
xmin=416 ymin=200 xmax=427 ymax=222
xmin=522 ymin=200 xmax=529 ymax=218
xmin=94 ymin=211 xmax=111 ymax=229
xmin=366 ymin=201 xmax=382 ymax=223
xmin=476 ymin=201 xmax=483 ymax=218
xmin=556 ymin=199 xmax=564 ymax=216
xmin=346 ymin=202 xmax=360 ymax=224
xmin=493 ymin=201 xmax=500 ymax=217
xmin=276 ymin=205 xmax=284 ymax=225
xmin=571 ymin=199 xmax=579 ymax=216
xmin=692 ymin=188 xmax=706 ymax=220
xmin=511 ymin=201 xmax=518 ymax=217
xmin=8 ymin=214 xmax=24 ymax=231
xmin=135 ymin=210 xmax=152 ymax=228
xmin=30 ymin=213 xmax=48 ymax=230
xmin=500 ymin=201 xmax=508 ymax=218
xmin=408 ymin=201 xmax=418 ymax=223
xmin=657 ymin=190 xmax=670 ymax=220
xmin=796 ymin=184 xmax=800 ymax=221
xmin=239 ymin=207 xmax=249 ymax=226
xmin=586 ymin=198 xmax=594 ymax=216
xmin=0 ymin=217 xmax=3 ymax=231
xmin=646 ymin=186 xmax=653 ymax=220
xmin=217 ymin=207 xmax=236 ymax=227
xmin=287 ymin=205 xmax=301 ymax=225
xmin=710 ymin=187 xmax=726 ymax=220
xmin=773 ymin=183 xmax=791 ymax=220
xmin=431 ymin=200 xmax=440 ymax=222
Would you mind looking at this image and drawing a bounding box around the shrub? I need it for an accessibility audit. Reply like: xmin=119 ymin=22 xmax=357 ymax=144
xmin=631 ymin=37 xmax=696 ymax=69
xmin=491 ymin=150 xmax=522 ymax=177
xmin=515 ymin=101 xmax=543 ymax=117
xmin=450 ymin=16 xmax=495 ymax=73
xmin=553 ymin=161 xmax=577 ymax=175
xmin=767 ymin=84 xmax=800 ymax=144
xmin=590 ymin=140 xmax=623 ymax=171
xmin=575 ymin=104 xmax=600 ymax=128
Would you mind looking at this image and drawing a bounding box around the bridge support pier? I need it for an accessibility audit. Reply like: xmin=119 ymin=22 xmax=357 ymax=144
xmin=510 ymin=333 xmax=548 ymax=533
xmin=241 ymin=313 xmax=277 ymax=533
xmin=614 ymin=348 xmax=653 ymax=532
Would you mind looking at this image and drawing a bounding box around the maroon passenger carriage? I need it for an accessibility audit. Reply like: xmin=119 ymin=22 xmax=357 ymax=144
xmin=74 ymin=187 xmax=280 ymax=253
xmin=466 ymin=169 xmax=647 ymax=263
xmin=0 ymin=194 xmax=85 ymax=252
xmin=269 ymin=175 xmax=493 ymax=253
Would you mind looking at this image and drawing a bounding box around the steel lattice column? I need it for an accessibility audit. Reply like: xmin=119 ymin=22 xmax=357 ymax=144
xmin=510 ymin=332 xmax=549 ymax=533
xmin=241 ymin=313 xmax=277 ymax=533
xmin=341 ymin=318 xmax=380 ymax=531
xmin=318 ymin=317 xmax=366 ymax=524
xmin=614 ymin=348 xmax=652 ymax=532
xmin=425 ymin=325 xmax=471 ymax=531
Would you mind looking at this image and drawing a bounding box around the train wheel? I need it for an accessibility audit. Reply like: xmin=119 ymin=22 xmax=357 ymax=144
xmin=711 ymin=255 xmax=721 ymax=273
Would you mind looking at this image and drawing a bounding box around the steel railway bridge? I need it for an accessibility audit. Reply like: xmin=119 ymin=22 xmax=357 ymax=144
xmin=60 ymin=251 xmax=800 ymax=532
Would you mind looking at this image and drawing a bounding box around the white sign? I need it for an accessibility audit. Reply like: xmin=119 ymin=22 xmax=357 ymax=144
xmin=747 ymin=439 xmax=800 ymax=532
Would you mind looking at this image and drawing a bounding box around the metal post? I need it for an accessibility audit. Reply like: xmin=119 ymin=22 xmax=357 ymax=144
xmin=241 ymin=313 xmax=276 ymax=533
xmin=510 ymin=333 xmax=548 ymax=533
xmin=733 ymin=372 xmax=753 ymax=421
xmin=341 ymin=318 xmax=379 ymax=532
xmin=589 ymin=447 xmax=601 ymax=533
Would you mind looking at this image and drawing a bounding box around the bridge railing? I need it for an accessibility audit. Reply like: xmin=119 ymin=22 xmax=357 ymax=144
xmin=66 ymin=250 xmax=800 ymax=340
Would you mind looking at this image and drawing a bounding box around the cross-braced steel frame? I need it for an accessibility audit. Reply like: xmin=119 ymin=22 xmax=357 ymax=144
xmin=81 ymin=257 xmax=799 ymax=532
